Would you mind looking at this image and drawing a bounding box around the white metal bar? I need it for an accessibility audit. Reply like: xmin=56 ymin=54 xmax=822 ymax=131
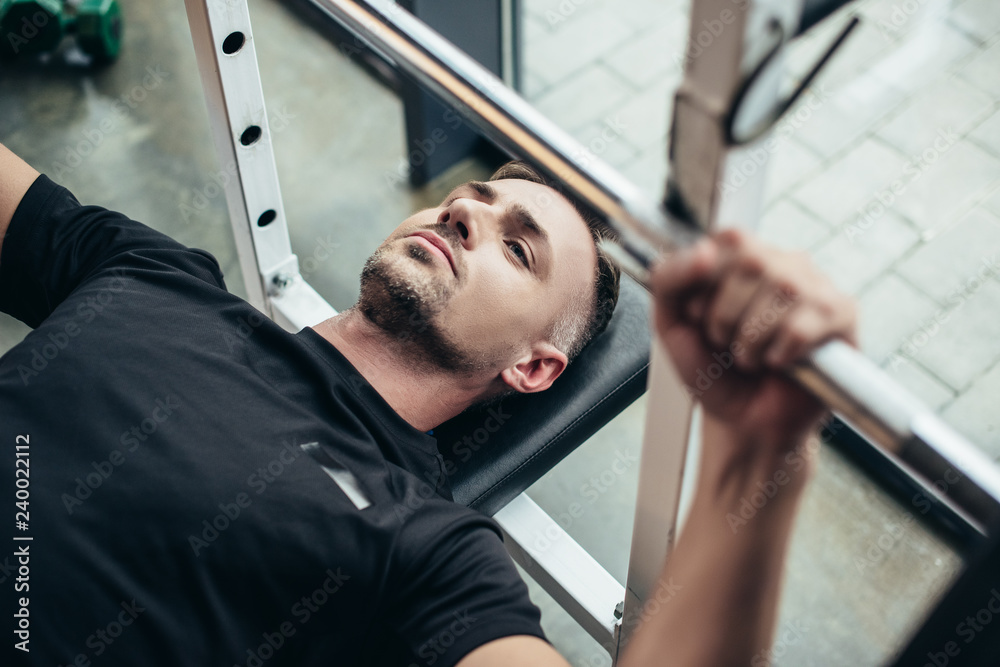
xmin=494 ymin=493 xmax=625 ymax=650
xmin=616 ymin=0 xmax=801 ymax=659
xmin=183 ymin=0 xmax=298 ymax=316
xmin=500 ymin=0 xmax=515 ymax=89
xmin=615 ymin=344 xmax=695 ymax=658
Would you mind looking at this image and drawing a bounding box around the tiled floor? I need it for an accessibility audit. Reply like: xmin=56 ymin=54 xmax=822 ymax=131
xmin=0 ymin=0 xmax=993 ymax=665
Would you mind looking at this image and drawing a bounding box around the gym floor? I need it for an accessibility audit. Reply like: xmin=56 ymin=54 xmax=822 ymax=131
xmin=1 ymin=0 xmax=996 ymax=664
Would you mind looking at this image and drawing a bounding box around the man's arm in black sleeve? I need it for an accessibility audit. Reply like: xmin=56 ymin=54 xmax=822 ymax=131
xmin=0 ymin=141 xmax=227 ymax=328
xmin=0 ymin=141 xmax=41 ymax=261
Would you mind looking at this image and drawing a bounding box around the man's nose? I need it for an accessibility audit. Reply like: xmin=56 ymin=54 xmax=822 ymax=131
xmin=438 ymin=198 xmax=488 ymax=250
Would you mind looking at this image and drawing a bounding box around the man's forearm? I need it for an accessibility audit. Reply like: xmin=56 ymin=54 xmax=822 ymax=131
xmin=618 ymin=416 xmax=814 ymax=666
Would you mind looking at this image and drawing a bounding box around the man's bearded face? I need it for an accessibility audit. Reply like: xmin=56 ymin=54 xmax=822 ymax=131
xmin=356 ymin=178 xmax=597 ymax=378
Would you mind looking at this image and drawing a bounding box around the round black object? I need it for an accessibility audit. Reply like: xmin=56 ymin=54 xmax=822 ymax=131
xmin=257 ymin=210 xmax=277 ymax=227
xmin=240 ymin=125 xmax=262 ymax=146
xmin=222 ymin=31 xmax=244 ymax=55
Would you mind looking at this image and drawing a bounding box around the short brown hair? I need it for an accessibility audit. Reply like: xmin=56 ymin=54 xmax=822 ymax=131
xmin=488 ymin=161 xmax=621 ymax=363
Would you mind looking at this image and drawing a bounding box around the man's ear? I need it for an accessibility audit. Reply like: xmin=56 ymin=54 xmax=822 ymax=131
xmin=499 ymin=342 xmax=568 ymax=394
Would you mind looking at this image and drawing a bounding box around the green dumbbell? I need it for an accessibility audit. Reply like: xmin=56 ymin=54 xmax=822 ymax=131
xmin=0 ymin=0 xmax=122 ymax=64
xmin=0 ymin=0 xmax=64 ymax=55
xmin=75 ymin=0 xmax=122 ymax=63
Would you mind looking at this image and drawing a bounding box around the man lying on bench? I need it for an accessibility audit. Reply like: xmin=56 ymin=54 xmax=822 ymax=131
xmin=0 ymin=142 xmax=854 ymax=666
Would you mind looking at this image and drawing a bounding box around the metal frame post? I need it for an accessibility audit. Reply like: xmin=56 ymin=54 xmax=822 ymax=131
xmin=183 ymin=0 xmax=335 ymax=330
xmin=613 ymin=0 xmax=798 ymax=657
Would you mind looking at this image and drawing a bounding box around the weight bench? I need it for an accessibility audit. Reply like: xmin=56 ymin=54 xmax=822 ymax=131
xmin=437 ymin=277 xmax=650 ymax=516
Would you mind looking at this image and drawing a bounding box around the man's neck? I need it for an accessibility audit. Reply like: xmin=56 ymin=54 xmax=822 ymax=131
xmin=311 ymin=309 xmax=491 ymax=432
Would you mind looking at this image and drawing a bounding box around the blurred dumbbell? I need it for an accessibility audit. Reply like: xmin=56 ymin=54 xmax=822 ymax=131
xmin=0 ymin=0 xmax=123 ymax=64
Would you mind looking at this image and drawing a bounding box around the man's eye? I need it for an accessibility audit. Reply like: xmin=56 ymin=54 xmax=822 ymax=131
xmin=507 ymin=240 xmax=529 ymax=267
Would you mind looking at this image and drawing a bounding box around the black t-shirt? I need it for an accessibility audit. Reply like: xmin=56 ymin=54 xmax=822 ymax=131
xmin=0 ymin=176 xmax=545 ymax=666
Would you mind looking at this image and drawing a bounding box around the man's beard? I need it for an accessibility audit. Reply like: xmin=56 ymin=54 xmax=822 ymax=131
xmin=357 ymin=237 xmax=496 ymax=375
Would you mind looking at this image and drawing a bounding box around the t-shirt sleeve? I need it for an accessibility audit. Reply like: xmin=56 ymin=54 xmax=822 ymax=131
xmin=0 ymin=174 xmax=225 ymax=327
xmin=388 ymin=507 xmax=548 ymax=667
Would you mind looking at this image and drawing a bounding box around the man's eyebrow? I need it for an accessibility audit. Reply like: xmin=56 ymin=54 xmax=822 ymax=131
xmin=507 ymin=202 xmax=549 ymax=246
xmin=466 ymin=180 xmax=497 ymax=201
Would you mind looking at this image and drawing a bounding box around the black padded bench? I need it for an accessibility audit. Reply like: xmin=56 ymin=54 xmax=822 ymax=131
xmin=435 ymin=277 xmax=652 ymax=515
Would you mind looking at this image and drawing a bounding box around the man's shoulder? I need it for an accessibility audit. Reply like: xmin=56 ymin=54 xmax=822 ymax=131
xmin=2 ymin=173 xmax=231 ymax=327
xmin=390 ymin=485 xmax=505 ymax=565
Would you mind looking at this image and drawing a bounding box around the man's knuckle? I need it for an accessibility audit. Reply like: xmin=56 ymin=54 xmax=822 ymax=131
xmin=793 ymin=249 xmax=813 ymax=266
xmin=838 ymin=297 xmax=859 ymax=330
xmin=718 ymin=227 xmax=745 ymax=247
xmin=784 ymin=318 xmax=812 ymax=346
xmin=773 ymin=277 xmax=799 ymax=300
xmin=737 ymin=253 xmax=765 ymax=277
xmin=708 ymin=322 xmax=730 ymax=347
